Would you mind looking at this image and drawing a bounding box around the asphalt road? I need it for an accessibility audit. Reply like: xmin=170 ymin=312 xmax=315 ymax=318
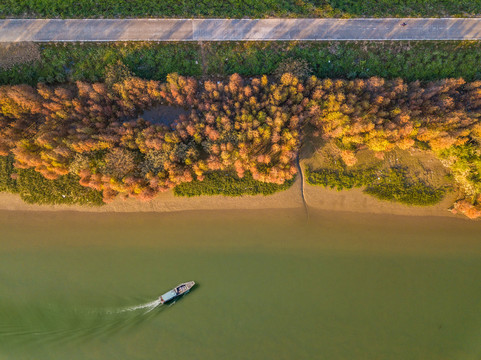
xmin=1 ymin=18 xmax=481 ymax=42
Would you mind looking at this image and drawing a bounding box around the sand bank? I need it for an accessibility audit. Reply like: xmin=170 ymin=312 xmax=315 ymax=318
xmin=304 ymin=185 xmax=459 ymax=218
xmin=0 ymin=177 xmax=304 ymax=213
xmin=0 ymin=174 xmax=464 ymax=219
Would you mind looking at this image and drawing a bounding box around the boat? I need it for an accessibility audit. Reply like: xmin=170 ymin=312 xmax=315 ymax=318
xmin=159 ymin=281 xmax=195 ymax=304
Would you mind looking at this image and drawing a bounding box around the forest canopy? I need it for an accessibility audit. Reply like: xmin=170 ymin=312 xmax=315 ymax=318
xmin=1 ymin=73 xmax=481 ymax=217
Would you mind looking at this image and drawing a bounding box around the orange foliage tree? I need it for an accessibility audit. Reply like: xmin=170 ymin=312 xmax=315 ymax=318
xmin=1 ymin=74 xmax=481 ymax=216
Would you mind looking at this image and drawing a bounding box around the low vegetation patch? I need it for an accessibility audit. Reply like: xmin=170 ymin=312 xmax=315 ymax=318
xmin=0 ymin=156 xmax=103 ymax=205
xmin=328 ymin=0 xmax=480 ymax=17
xmin=174 ymin=171 xmax=295 ymax=197
xmin=203 ymin=41 xmax=481 ymax=82
xmin=306 ymin=165 xmax=445 ymax=206
xmin=0 ymin=42 xmax=202 ymax=86
xmin=0 ymin=0 xmax=478 ymax=18
xmin=305 ymin=165 xmax=378 ymax=191
xmin=3 ymin=41 xmax=481 ymax=86
xmin=364 ymin=168 xmax=446 ymax=206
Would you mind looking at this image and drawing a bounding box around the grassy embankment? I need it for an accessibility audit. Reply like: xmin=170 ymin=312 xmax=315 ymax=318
xmin=2 ymin=41 xmax=481 ymax=85
xmin=0 ymin=0 xmax=479 ymax=18
xmin=1 ymin=41 xmax=479 ymax=208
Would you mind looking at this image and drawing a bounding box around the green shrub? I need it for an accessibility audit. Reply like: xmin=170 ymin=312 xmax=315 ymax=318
xmin=0 ymin=156 xmax=104 ymax=206
xmin=438 ymin=144 xmax=481 ymax=197
xmin=0 ymin=0 xmax=316 ymax=18
xmin=0 ymin=155 xmax=17 ymax=192
xmin=306 ymin=165 xmax=379 ymax=191
xmin=306 ymin=165 xmax=445 ymax=206
xmin=0 ymin=43 xmax=202 ymax=85
xmin=329 ymin=0 xmax=480 ymax=17
xmin=205 ymin=41 xmax=481 ymax=82
xmin=174 ymin=171 xmax=295 ymax=197
xmin=16 ymin=169 xmax=104 ymax=205
xmin=364 ymin=169 xmax=445 ymax=206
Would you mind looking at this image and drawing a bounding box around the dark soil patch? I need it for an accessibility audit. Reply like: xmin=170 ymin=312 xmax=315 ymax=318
xmin=136 ymin=105 xmax=191 ymax=126
xmin=0 ymin=43 xmax=41 ymax=70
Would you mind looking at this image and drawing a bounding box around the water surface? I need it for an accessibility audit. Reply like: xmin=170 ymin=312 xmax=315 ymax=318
xmin=1 ymin=209 xmax=481 ymax=359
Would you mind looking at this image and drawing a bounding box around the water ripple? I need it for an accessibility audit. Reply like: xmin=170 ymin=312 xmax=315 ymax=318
xmin=0 ymin=297 xmax=166 ymax=349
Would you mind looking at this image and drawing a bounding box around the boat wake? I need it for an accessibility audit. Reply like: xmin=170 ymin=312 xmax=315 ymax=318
xmin=116 ymin=299 xmax=162 ymax=313
xmin=0 ymin=297 xmax=166 ymax=350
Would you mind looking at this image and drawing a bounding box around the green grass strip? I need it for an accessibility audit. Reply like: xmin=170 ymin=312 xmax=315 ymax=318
xmin=3 ymin=41 xmax=481 ymax=86
xmin=0 ymin=0 xmax=479 ymax=18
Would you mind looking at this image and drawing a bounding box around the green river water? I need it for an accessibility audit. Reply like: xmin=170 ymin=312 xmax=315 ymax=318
xmin=1 ymin=208 xmax=481 ymax=360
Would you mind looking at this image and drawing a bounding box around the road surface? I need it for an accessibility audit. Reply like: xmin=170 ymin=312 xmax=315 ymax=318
xmin=1 ymin=18 xmax=481 ymax=42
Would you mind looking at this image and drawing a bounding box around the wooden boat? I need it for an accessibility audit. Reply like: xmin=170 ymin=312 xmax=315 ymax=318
xmin=159 ymin=281 xmax=195 ymax=304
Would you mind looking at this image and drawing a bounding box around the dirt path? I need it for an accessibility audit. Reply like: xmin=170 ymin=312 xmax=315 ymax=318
xmin=198 ymin=41 xmax=207 ymax=76
xmin=296 ymin=155 xmax=310 ymax=220
xmin=1 ymin=18 xmax=481 ymax=42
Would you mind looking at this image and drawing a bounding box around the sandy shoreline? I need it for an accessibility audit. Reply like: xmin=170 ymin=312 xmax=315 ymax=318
xmin=0 ymin=174 xmax=464 ymax=219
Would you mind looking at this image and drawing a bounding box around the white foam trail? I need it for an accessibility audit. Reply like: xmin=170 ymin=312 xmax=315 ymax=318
xmin=111 ymin=299 xmax=162 ymax=314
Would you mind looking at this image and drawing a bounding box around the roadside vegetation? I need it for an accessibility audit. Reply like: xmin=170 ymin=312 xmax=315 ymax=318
xmin=0 ymin=0 xmax=479 ymax=18
xmin=0 ymin=43 xmax=202 ymax=86
xmin=202 ymin=41 xmax=481 ymax=82
xmin=2 ymin=41 xmax=481 ymax=86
